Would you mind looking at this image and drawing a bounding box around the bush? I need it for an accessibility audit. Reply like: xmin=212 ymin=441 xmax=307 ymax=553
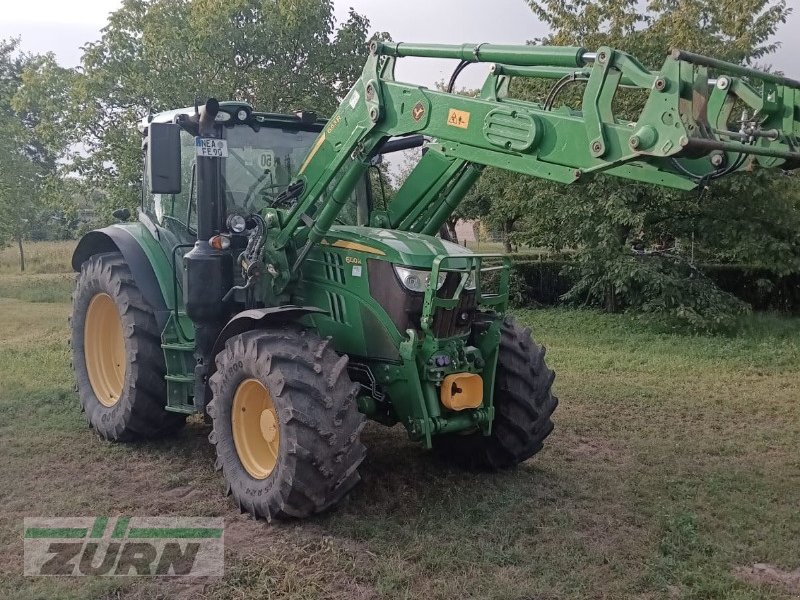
xmin=506 ymin=260 xmax=571 ymax=307
xmin=704 ymin=265 xmax=800 ymax=313
xmin=560 ymin=251 xmax=750 ymax=331
xmin=501 ymin=253 xmax=800 ymax=331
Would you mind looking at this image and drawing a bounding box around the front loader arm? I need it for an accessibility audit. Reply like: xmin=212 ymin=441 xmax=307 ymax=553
xmin=268 ymin=41 xmax=800 ymax=288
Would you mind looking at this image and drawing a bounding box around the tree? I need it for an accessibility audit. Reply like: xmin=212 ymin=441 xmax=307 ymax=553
xmin=476 ymin=0 xmax=795 ymax=329
xmin=527 ymin=0 xmax=789 ymax=65
xmin=0 ymin=141 xmax=41 ymax=271
xmin=463 ymin=169 xmax=539 ymax=253
xmin=0 ymin=39 xmax=54 ymax=271
xmin=25 ymin=0 xmax=379 ymax=217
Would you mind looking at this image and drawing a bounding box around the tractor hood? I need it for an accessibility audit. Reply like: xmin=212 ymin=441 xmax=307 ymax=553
xmin=322 ymin=226 xmax=475 ymax=269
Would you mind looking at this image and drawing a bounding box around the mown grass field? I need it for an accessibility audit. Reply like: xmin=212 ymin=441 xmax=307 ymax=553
xmin=0 ymin=241 xmax=799 ymax=600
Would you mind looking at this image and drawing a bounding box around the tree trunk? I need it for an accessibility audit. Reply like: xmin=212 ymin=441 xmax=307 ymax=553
xmin=16 ymin=235 xmax=25 ymax=272
xmin=604 ymin=286 xmax=617 ymax=313
xmin=603 ymin=224 xmax=631 ymax=313
xmin=503 ymin=220 xmax=514 ymax=254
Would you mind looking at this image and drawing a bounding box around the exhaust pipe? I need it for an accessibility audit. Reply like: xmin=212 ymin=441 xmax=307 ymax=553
xmin=183 ymin=98 xmax=232 ymax=409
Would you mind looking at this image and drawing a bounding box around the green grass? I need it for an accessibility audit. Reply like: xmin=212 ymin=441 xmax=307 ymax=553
xmin=0 ymin=273 xmax=75 ymax=303
xmin=0 ymin=240 xmax=75 ymax=275
xmin=463 ymin=241 xmax=575 ymax=259
xmin=0 ymin=244 xmax=798 ymax=599
xmin=464 ymin=240 xmax=558 ymax=256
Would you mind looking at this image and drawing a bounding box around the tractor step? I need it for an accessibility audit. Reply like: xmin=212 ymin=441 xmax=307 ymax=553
xmin=164 ymin=403 xmax=197 ymax=414
xmin=161 ymin=312 xmax=197 ymax=414
xmin=162 ymin=342 xmax=195 ymax=351
xmin=165 ymin=374 xmax=194 ymax=383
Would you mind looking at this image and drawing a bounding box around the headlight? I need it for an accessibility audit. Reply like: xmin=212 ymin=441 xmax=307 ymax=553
xmin=226 ymin=214 xmax=247 ymax=233
xmin=393 ymin=265 xmax=446 ymax=293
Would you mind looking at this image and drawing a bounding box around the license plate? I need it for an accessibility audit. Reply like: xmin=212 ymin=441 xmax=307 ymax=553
xmin=195 ymin=137 xmax=229 ymax=158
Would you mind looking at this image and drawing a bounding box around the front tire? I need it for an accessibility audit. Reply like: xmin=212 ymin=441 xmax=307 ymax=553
xmin=207 ymin=326 xmax=366 ymax=520
xmin=71 ymin=252 xmax=185 ymax=441
xmin=434 ymin=317 xmax=558 ymax=469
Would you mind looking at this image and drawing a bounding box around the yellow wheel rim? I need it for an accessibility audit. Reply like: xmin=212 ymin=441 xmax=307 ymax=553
xmin=232 ymin=378 xmax=280 ymax=479
xmin=84 ymin=293 xmax=126 ymax=407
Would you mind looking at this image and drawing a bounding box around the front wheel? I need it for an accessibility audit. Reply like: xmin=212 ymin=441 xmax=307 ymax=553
xmin=207 ymin=326 xmax=366 ymax=520
xmin=434 ymin=317 xmax=558 ymax=469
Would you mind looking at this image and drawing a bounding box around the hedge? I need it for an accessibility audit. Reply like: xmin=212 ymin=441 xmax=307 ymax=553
xmin=505 ymin=259 xmax=800 ymax=314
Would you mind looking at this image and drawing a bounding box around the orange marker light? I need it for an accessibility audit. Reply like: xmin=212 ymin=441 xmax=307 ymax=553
xmin=209 ymin=235 xmax=231 ymax=250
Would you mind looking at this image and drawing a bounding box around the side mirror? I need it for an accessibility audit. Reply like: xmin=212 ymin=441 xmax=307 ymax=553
xmin=112 ymin=207 xmax=131 ymax=221
xmin=148 ymin=122 xmax=181 ymax=194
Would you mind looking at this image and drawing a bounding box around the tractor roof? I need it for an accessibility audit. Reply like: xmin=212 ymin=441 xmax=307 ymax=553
xmin=138 ymin=101 xmax=326 ymax=135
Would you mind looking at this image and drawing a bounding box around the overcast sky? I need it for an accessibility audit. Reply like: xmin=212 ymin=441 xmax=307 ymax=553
xmin=1 ymin=0 xmax=799 ymax=92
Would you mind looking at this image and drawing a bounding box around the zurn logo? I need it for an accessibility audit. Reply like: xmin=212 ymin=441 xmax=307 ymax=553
xmin=23 ymin=517 xmax=224 ymax=576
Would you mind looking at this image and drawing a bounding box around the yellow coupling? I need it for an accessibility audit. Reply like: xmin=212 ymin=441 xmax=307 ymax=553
xmin=440 ymin=373 xmax=483 ymax=411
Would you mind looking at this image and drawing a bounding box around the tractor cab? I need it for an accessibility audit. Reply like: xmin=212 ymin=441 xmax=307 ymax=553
xmin=138 ymin=101 xmax=371 ymax=251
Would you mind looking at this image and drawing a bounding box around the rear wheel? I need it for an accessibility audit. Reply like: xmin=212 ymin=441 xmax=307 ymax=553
xmin=207 ymin=326 xmax=366 ymax=520
xmin=434 ymin=317 xmax=558 ymax=469
xmin=71 ymin=252 xmax=185 ymax=440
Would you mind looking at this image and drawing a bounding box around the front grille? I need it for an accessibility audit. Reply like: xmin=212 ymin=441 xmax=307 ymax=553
xmin=432 ymin=284 xmax=476 ymax=337
xmin=367 ymin=259 xmax=475 ymax=338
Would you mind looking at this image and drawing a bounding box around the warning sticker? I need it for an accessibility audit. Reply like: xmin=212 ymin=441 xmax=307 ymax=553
xmin=349 ymin=90 xmax=360 ymax=109
xmin=411 ymin=101 xmax=425 ymax=122
xmin=446 ymin=109 xmax=470 ymax=129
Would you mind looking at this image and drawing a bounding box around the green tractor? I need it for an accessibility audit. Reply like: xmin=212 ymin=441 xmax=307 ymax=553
xmin=71 ymin=42 xmax=800 ymax=519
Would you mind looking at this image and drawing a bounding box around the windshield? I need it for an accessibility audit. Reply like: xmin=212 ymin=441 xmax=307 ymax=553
xmin=223 ymin=126 xmax=318 ymax=213
xmin=156 ymin=123 xmax=367 ymax=239
xmin=221 ymin=124 xmax=365 ymax=226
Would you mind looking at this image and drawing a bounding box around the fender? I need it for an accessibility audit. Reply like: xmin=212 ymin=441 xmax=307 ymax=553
xmin=209 ymin=306 xmax=327 ymax=365
xmin=201 ymin=306 xmax=326 ymax=409
xmin=72 ymin=224 xmax=175 ymax=331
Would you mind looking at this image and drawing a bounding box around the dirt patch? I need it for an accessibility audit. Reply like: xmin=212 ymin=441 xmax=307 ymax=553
xmin=734 ymin=563 xmax=800 ymax=594
xmin=222 ymin=514 xmax=276 ymax=559
xmin=562 ymin=432 xmax=629 ymax=464
xmin=209 ymin=515 xmax=382 ymax=600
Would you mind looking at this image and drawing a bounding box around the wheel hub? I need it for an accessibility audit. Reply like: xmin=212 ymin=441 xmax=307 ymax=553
xmin=84 ymin=293 xmax=126 ymax=407
xmin=259 ymin=409 xmax=278 ymax=443
xmin=232 ymin=378 xmax=280 ymax=480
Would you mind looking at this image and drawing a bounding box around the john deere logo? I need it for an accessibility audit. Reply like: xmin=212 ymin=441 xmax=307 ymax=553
xmin=411 ymin=101 xmax=426 ymax=122
xmin=24 ymin=517 xmax=223 ymax=576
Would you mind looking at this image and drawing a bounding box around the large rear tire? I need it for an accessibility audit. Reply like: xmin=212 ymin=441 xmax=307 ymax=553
xmin=71 ymin=252 xmax=185 ymax=441
xmin=207 ymin=326 xmax=366 ymax=520
xmin=434 ymin=317 xmax=557 ymax=469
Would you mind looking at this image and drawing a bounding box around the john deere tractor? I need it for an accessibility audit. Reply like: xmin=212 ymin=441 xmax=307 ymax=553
xmin=71 ymin=41 xmax=800 ymax=519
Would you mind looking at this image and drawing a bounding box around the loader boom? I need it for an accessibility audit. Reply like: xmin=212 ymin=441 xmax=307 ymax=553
xmin=262 ymin=41 xmax=799 ymax=290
